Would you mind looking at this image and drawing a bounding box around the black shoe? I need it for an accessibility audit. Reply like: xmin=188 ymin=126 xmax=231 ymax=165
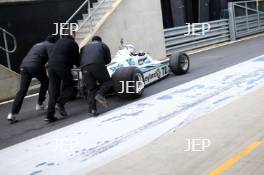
xmin=88 ymin=109 xmax=98 ymax=117
xmin=95 ymin=94 xmax=108 ymax=108
xmin=45 ymin=116 xmax=58 ymax=123
xmin=57 ymin=104 xmax=68 ymax=117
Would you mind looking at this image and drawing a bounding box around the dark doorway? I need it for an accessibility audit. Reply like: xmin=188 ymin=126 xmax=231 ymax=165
xmin=160 ymin=0 xmax=174 ymax=28
xmin=210 ymin=0 xmax=228 ymax=20
xmin=160 ymin=0 xmax=232 ymax=28
xmin=192 ymin=0 xmax=199 ymax=22
xmin=199 ymin=0 xmax=210 ymax=22
xmin=185 ymin=0 xmax=194 ymax=23
xmin=0 ymin=0 xmax=85 ymax=72
xmin=185 ymin=0 xmax=210 ymax=23
xmin=170 ymin=0 xmax=186 ymax=27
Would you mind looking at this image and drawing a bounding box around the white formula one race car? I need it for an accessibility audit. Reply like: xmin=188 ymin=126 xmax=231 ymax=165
xmin=73 ymin=41 xmax=190 ymax=99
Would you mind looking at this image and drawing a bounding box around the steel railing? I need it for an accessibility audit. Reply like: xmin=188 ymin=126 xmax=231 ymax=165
xmin=78 ymin=0 xmax=107 ymax=32
xmin=65 ymin=0 xmax=91 ymax=25
xmin=61 ymin=0 xmax=108 ymax=37
xmin=229 ymin=0 xmax=264 ymax=40
xmin=164 ymin=19 xmax=230 ymax=56
xmin=59 ymin=0 xmax=90 ymax=38
xmin=0 ymin=27 xmax=17 ymax=69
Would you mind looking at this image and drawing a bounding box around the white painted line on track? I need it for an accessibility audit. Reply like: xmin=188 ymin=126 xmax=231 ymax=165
xmin=1 ymin=55 xmax=264 ymax=175
xmin=0 ymin=93 xmax=39 ymax=105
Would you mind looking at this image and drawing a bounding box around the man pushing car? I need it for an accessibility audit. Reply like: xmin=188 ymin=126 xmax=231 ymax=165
xmin=7 ymin=35 xmax=57 ymax=123
xmin=80 ymin=36 xmax=112 ymax=116
xmin=46 ymin=30 xmax=80 ymax=122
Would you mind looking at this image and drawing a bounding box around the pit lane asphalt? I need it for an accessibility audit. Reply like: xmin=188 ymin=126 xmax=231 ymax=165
xmin=1 ymin=36 xmax=264 ymax=150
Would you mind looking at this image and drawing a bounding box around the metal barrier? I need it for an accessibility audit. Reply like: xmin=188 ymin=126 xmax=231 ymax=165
xmin=164 ymin=19 xmax=230 ymax=56
xmin=0 ymin=27 xmax=17 ymax=69
xmin=229 ymin=0 xmax=264 ymax=40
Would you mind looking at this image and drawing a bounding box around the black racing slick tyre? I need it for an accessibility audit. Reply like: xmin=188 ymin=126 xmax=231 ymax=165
xmin=112 ymin=67 xmax=145 ymax=98
xmin=169 ymin=52 xmax=190 ymax=75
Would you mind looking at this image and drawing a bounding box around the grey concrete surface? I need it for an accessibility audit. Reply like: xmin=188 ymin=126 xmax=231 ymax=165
xmin=86 ymin=85 xmax=264 ymax=175
xmin=96 ymin=0 xmax=167 ymax=60
xmin=1 ymin=36 xmax=264 ymax=150
xmin=0 ymin=65 xmax=20 ymax=102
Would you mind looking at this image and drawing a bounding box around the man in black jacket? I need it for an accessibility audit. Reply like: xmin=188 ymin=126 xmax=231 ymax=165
xmin=80 ymin=36 xmax=112 ymax=116
xmin=7 ymin=36 xmax=57 ymax=123
xmin=46 ymin=31 xmax=80 ymax=122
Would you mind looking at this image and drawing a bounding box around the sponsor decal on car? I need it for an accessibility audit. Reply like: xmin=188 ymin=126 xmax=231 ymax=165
xmin=143 ymin=65 xmax=169 ymax=84
xmin=144 ymin=68 xmax=162 ymax=83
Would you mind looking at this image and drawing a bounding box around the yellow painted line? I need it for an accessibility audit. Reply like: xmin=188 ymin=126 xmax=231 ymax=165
xmin=209 ymin=141 xmax=262 ymax=175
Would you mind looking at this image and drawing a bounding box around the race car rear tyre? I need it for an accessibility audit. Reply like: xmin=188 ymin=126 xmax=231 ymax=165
xmin=112 ymin=67 xmax=145 ymax=98
xmin=169 ymin=52 xmax=190 ymax=75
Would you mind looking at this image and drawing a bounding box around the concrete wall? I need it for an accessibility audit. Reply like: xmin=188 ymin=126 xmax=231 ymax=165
xmin=95 ymin=0 xmax=167 ymax=60
xmin=0 ymin=64 xmax=19 ymax=102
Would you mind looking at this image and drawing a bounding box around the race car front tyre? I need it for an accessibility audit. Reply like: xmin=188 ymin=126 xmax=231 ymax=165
xmin=169 ymin=52 xmax=190 ymax=75
xmin=112 ymin=67 xmax=145 ymax=98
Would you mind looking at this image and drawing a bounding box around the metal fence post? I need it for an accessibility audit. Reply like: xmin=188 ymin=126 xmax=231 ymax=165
xmin=88 ymin=0 xmax=90 ymax=15
xmin=257 ymin=0 xmax=261 ymax=29
xmin=245 ymin=2 xmax=249 ymax=33
xmin=88 ymin=0 xmax=92 ymax=32
xmin=228 ymin=2 xmax=236 ymax=41
xmin=3 ymin=30 xmax=11 ymax=69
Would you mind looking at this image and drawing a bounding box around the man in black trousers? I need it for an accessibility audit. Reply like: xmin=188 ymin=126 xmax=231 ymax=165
xmin=46 ymin=31 xmax=79 ymax=122
xmin=80 ymin=36 xmax=112 ymax=116
xmin=7 ymin=36 xmax=57 ymax=123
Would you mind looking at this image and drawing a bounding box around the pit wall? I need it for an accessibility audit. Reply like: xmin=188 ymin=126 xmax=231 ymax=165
xmin=0 ymin=64 xmax=20 ymax=102
xmin=95 ymin=0 xmax=167 ymax=60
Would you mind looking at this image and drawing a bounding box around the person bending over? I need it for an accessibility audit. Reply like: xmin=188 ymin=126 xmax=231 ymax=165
xmin=46 ymin=30 xmax=80 ymax=122
xmin=80 ymin=36 xmax=112 ymax=116
xmin=7 ymin=35 xmax=57 ymax=123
